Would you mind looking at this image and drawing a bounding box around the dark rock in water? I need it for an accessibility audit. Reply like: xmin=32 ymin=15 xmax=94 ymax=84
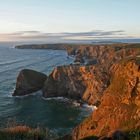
xmin=13 ymin=69 xmax=47 ymax=96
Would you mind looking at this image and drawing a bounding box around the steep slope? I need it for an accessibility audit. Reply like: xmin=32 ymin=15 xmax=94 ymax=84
xmin=43 ymin=44 xmax=140 ymax=105
xmin=13 ymin=44 xmax=140 ymax=139
xmin=72 ymin=59 xmax=140 ymax=139
xmin=43 ymin=65 xmax=108 ymax=105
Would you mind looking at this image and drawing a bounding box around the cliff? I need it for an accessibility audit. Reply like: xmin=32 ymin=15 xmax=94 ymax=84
xmin=13 ymin=43 xmax=140 ymax=139
xmin=68 ymin=43 xmax=140 ymax=66
xmin=14 ymin=44 xmax=140 ymax=104
xmin=72 ymin=58 xmax=140 ymax=139
xmin=16 ymin=43 xmax=140 ymax=67
xmin=43 ymin=44 xmax=140 ymax=105
xmin=43 ymin=65 xmax=108 ymax=105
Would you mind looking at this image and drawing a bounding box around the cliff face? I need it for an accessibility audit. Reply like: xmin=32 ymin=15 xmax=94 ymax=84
xmin=43 ymin=65 xmax=108 ymax=104
xmin=13 ymin=44 xmax=140 ymax=139
xmin=68 ymin=44 xmax=140 ymax=67
xmin=14 ymin=44 xmax=140 ymax=105
xmin=72 ymin=59 xmax=140 ymax=139
xmin=43 ymin=44 xmax=140 ymax=105
xmin=43 ymin=65 xmax=86 ymax=99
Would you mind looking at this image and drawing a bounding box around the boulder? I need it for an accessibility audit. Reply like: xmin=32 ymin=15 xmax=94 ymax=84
xmin=13 ymin=69 xmax=47 ymax=96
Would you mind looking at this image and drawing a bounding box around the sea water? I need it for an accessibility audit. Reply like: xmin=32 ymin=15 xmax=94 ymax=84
xmin=0 ymin=43 xmax=92 ymax=135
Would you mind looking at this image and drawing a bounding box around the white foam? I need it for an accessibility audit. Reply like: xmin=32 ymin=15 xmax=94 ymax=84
xmin=42 ymin=96 xmax=70 ymax=102
xmin=82 ymin=104 xmax=97 ymax=111
xmin=72 ymin=100 xmax=81 ymax=107
xmin=42 ymin=97 xmax=98 ymax=111
xmin=12 ymin=91 xmax=42 ymax=98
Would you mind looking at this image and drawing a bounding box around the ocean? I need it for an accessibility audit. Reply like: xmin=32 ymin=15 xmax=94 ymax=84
xmin=0 ymin=43 xmax=91 ymax=135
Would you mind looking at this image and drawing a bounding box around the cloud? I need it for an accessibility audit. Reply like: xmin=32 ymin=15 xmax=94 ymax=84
xmin=0 ymin=30 xmax=136 ymax=42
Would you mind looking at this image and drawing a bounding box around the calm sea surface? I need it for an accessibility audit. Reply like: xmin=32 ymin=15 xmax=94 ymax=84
xmin=0 ymin=43 xmax=91 ymax=135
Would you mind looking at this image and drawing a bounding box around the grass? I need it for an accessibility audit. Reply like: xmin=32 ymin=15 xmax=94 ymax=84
xmin=0 ymin=118 xmax=58 ymax=140
xmin=126 ymin=130 xmax=140 ymax=140
xmin=126 ymin=44 xmax=140 ymax=49
xmin=0 ymin=125 xmax=56 ymax=140
xmin=79 ymin=130 xmax=140 ymax=140
xmin=55 ymin=129 xmax=140 ymax=140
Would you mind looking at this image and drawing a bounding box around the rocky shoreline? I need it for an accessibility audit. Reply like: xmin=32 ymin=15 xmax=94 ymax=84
xmin=13 ymin=43 xmax=140 ymax=140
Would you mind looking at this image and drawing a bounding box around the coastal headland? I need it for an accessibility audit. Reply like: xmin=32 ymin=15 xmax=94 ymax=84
xmin=13 ymin=43 xmax=140 ymax=140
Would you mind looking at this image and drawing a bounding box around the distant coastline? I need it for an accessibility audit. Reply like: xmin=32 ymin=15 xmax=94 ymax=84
xmin=1 ymin=38 xmax=140 ymax=48
xmin=13 ymin=43 xmax=140 ymax=139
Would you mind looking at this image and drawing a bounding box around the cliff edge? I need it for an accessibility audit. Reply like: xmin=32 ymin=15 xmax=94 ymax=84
xmin=72 ymin=58 xmax=140 ymax=139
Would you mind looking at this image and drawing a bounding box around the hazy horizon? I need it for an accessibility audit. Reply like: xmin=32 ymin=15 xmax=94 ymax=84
xmin=0 ymin=0 xmax=140 ymax=42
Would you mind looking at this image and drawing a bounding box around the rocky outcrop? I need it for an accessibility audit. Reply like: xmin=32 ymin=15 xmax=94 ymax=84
xmin=13 ymin=69 xmax=47 ymax=96
xmin=43 ymin=65 xmax=86 ymax=99
xmin=43 ymin=44 xmax=140 ymax=105
xmin=14 ymin=43 xmax=140 ymax=139
xmin=72 ymin=59 xmax=140 ymax=140
xmin=16 ymin=43 xmax=140 ymax=67
xmin=68 ymin=44 xmax=140 ymax=67
xmin=43 ymin=65 xmax=109 ymax=104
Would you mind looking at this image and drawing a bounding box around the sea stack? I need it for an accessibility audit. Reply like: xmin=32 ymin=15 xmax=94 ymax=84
xmin=13 ymin=69 xmax=47 ymax=96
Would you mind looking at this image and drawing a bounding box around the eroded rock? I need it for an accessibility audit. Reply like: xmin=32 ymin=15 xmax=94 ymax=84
xmin=72 ymin=59 xmax=140 ymax=140
xmin=43 ymin=65 xmax=108 ymax=104
xmin=13 ymin=69 xmax=47 ymax=96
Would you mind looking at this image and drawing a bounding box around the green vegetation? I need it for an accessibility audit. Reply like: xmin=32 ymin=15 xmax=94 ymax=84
xmin=126 ymin=44 xmax=140 ymax=49
xmin=126 ymin=130 xmax=140 ymax=140
xmin=80 ymin=130 xmax=140 ymax=140
xmin=135 ymin=56 xmax=140 ymax=64
xmin=0 ymin=126 xmax=56 ymax=140
xmin=0 ymin=129 xmax=45 ymax=140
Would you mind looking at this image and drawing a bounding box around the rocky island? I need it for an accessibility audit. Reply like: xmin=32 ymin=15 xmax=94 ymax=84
xmin=13 ymin=43 xmax=140 ymax=140
xmin=13 ymin=69 xmax=47 ymax=96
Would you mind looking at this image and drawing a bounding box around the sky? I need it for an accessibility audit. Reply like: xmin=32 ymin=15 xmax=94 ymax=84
xmin=0 ymin=0 xmax=140 ymax=42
